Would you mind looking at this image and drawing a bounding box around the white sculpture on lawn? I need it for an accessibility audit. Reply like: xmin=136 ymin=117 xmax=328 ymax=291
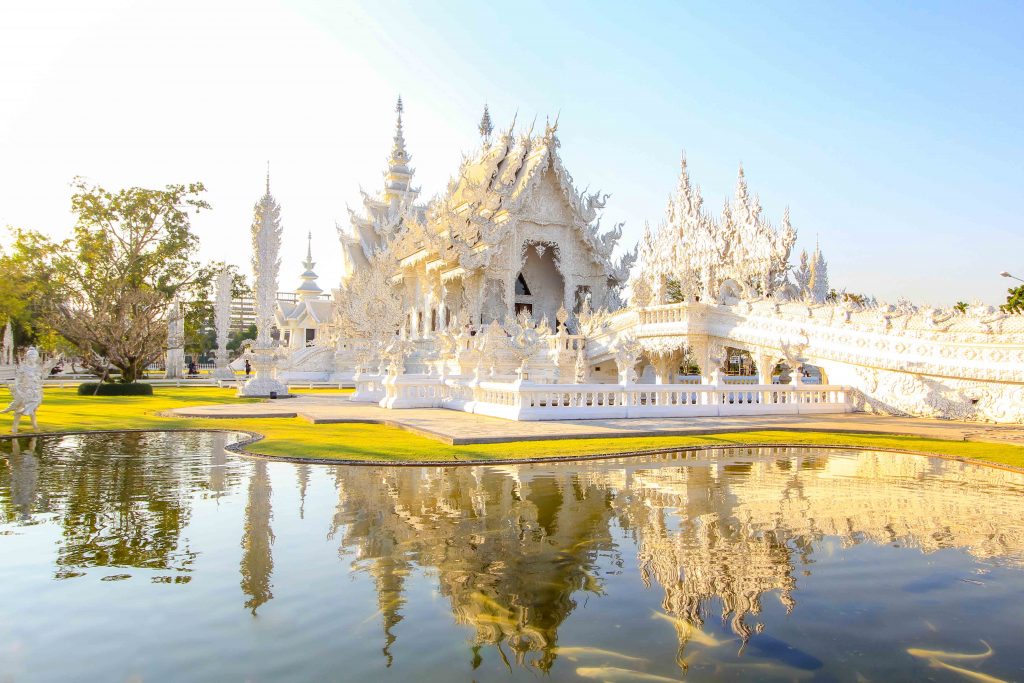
xmin=164 ymin=298 xmax=185 ymax=379
xmin=239 ymin=171 xmax=289 ymax=398
xmin=212 ymin=268 xmax=236 ymax=380
xmin=2 ymin=347 xmax=60 ymax=434
xmin=1 ymin=321 xmax=12 ymax=366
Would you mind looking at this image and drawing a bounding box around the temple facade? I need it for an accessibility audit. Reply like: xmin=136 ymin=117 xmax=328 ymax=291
xmin=338 ymin=98 xmax=633 ymax=338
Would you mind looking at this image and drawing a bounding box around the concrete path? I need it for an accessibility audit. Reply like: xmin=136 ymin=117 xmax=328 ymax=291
xmin=165 ymin=395 xmax=1024 ymax=446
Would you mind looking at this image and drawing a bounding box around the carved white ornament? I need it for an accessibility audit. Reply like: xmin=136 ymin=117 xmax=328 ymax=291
xmin=3 ymin=347 xmax=59 ymax=433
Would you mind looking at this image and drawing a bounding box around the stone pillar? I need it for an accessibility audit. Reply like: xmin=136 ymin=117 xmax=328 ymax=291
xmin=562 ymin=276 xmax=575 ymax=326
xmin=613 ymin=337 xmax=642 ymax=385
xmin=755 ymin=350 xmax=779 ymax=386
xmin=165 ymin=298 xmax=185 ymax=379
xmin=465 ymin=272 xmax=484 ymax=329
xmin=649 ymin=349 xmax=683 ymax=385
xmin=212 ymin=269 xmax=236 ymax=380
xmin=689 ymin=337 xmax=722 ymax=385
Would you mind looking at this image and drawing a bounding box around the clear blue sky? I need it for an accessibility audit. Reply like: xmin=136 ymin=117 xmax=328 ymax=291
xmin=1 ymin=0 xmax=1021 ymax=305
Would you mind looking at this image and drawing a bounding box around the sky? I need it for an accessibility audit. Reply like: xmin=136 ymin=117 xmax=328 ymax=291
xmin=1 ymin=0 xmax=1022 ymax=306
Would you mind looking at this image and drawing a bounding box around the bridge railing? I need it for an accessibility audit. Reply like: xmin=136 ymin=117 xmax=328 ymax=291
xmin=638 ymin=303 xmax=687 ymax=325
xmin=465 ymin=380 xmax=848 ymax=420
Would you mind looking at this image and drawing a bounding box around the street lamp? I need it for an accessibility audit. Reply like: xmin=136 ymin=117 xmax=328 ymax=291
xmin=1000 ymin=271 xmax=1024 ymax=283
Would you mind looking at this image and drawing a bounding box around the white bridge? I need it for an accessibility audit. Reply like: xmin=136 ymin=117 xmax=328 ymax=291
xmin=273 ymin=296 xmax=1023 ymax=424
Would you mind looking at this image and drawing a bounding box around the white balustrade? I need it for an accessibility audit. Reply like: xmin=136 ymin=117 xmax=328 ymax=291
xmin=368 ymin=374 xmax=851 ymax=421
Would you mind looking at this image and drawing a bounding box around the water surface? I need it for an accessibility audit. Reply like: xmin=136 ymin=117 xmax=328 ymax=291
xmin=2 ymin=432 xmax=1023 ymax=682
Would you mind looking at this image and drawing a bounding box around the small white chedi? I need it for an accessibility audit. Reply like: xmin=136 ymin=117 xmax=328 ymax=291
xmin=257 ymin=99 xmax=1022 ymax=423
xmin=3 ymin=347 xmax=60 ymax=434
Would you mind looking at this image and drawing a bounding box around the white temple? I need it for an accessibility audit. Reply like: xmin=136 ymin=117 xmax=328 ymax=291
xmin=253 ymin=98 xmax=1022 ymax=424
xmin=339 ymin=98 xmax=633 ymax=333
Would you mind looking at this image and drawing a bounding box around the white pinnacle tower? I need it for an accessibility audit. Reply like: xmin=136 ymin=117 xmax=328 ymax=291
xmin=239 ymin=167 xmax=290 ymax=397
xmin=809 ymin=237 xmax=829 ymax=303
xmin=164 ymin=298 xmax=185 ymax=379
xmin=1 ymin=320 xmax=12 ymax=366
xmin=212 ymin=268 xmax=235 ymax=380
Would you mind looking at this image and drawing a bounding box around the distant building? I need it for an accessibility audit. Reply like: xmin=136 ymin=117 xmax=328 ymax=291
xmin=275 ymin=232 xmax=333 ymax=348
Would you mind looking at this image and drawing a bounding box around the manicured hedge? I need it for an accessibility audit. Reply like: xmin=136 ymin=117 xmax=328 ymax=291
xmin=77 ymin=383 xmax=155 ymax=396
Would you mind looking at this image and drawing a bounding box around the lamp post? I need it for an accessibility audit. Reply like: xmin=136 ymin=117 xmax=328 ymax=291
xmin=1000 ymin=271 xmax=1024 ymax=283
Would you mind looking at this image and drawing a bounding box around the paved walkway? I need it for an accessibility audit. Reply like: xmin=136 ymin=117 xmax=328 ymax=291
xmin=165 ymin=395 xmax=1024 ymax=446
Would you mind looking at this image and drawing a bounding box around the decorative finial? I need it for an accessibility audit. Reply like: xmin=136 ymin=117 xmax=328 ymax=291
xmin=390 ymin=95 xmax=408 ymax=163
xmin=306 ymin=230 xmax=313 ymax=262
xmin=478 ymin=103 xmax=493 ymax=141
xmin=265 ymin=160 xmax=270 ymax=194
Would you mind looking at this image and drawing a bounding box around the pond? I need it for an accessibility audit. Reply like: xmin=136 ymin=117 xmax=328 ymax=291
xmin=2 ymin=432 xmax=1023 ymax=682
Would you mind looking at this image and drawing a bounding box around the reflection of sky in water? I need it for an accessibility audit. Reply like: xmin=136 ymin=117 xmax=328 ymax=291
xmin=2 ymin=432 xmax=1023 ymax=682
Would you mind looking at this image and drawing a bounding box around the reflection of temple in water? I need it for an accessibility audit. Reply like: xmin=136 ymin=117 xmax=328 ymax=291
xmin=332 ymin=466 xmax=619 ymax=671
xmin=5 ymin=436 xmax=1024 ymax=673
xmin=240 ymin=460 xmax=275 ymax=615
xmin=329 ymin=448 xmax=1024 ymax=670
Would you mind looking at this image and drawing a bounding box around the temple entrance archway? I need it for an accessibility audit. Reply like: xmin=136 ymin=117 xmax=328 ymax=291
xmin=516 ymin=243 xmax=564 ymax=325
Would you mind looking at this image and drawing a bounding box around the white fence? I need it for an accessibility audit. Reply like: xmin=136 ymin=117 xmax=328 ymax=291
xmin=361 ymin=373 xmax=851 ymax=421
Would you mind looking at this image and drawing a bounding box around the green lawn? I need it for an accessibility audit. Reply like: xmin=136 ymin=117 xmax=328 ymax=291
xmin=3 ymin=386 xmax=1023 ymax=468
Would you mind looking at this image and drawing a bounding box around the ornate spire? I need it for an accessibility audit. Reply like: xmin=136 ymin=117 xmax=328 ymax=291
xmin=478 ymin=103 xmax=493 ymax=141
xmin=297 ymin=230 xmax=322 ymax=300
xmin=390 ymin=95 xmax=408 ymax=164
xmin=383 ymin=96 xmax=415 ymax=202
xmin=809 ymin=235 xmax=829 ymax=303
xmin=265 ymin=160 xmax=271 ymax=195
xmin=734 ymin=162 xmax=749 ymax=205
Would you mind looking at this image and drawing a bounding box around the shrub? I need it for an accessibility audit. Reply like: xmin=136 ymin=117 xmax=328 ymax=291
xmin=77 ymin=383 xmax=155 ymax=397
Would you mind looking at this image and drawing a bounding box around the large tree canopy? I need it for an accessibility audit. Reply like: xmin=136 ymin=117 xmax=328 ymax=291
xmin=34 ymin=178 xmax=211 ymax=382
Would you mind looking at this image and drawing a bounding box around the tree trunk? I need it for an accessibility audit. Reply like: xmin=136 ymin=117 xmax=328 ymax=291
xmin=119 ymin=359 xmax=139 ymax=384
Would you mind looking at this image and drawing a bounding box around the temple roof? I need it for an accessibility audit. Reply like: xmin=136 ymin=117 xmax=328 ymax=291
xmin=341 ymin=107 xmax=636 ymax=289
xmin=394 ymin=118 xmax=634 ymax=282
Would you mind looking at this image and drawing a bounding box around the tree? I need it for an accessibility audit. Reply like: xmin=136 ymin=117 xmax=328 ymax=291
xmin=1003 ymin=285 xmax=1024 ymax=314
xmin=32 ymin=178 xmax=210 ymax=382
xmin=827 ymin=288 xmax=869 ymax=306
xmin=181 ymin=264 xmax=250 ymax=360
xmin=0 ymin=228 xmax=71 ymax=352
xmin=953 ymin=301 xmax=969 ymax=313
xmin=228 ymin=324 xmax=258 ymax=352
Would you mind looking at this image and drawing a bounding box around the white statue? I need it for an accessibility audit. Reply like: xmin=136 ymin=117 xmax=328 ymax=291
xmin=212 ymin=268 xmax=235 ymax=380
xmin=3 ymin=347 xmax=60 ymax=434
